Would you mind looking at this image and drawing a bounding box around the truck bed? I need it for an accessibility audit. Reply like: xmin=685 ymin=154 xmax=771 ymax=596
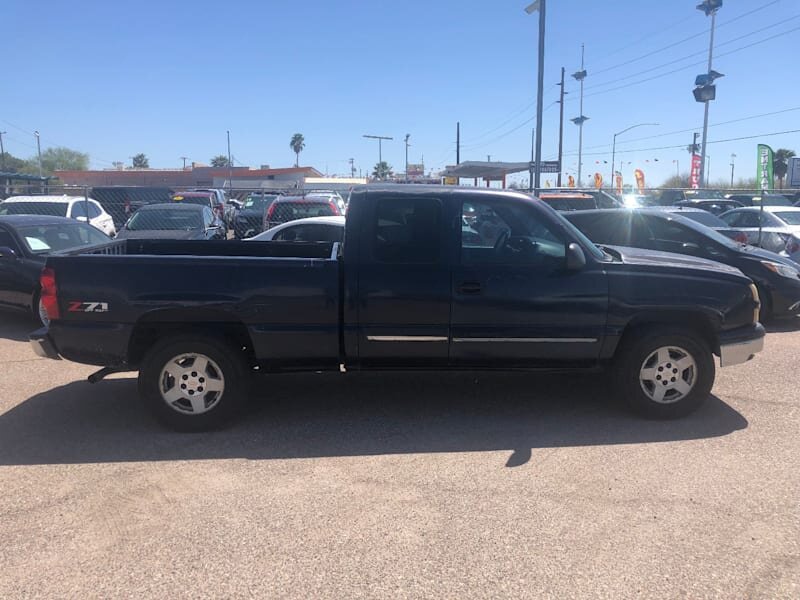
xmin=45 ymin=240 xmax=342 ymax=368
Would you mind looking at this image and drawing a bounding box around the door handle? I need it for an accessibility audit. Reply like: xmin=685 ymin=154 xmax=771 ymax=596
xmin=457 ymin=281 xmax=482 ymax=295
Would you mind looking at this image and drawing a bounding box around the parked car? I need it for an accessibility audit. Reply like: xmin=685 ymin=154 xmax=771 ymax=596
xmin=0 ymin=195 xmax=116 ymax=237
xmin=223 ymin=199 xmax=243 ymax=227
xmin=673 ymin=199 xmax=744 ymax=215
xmin=543 ymin=189 xmax=621 ymax=209
xmin=31 ymin=186 xmax=763 ymax=430
xmin=564 ymin=208 xmax=800 ymax=320
xmin=537 ymin=192 xmax=603 ymax=211
xmin=658 ymin=189 xmax=725 ymax=205
xmin=620 ymin=194 xmax=660 ymax=208
xmin=719 ymin=206 xmax=800 ymax=261
xmin=247 ymin=216 xmax=345 ymax=242
xmin=190 ymin=188 xmax=228 ymax=214
xmin=171 ymin=191 xmax=228 ymax=236
xmin=264 ymin=195 xmax=342 ymax=230
xmin=0 ymin=215 xmax=111 ymax=326
xmin=91 ymin=186 xmax=174 ymax=228
xmin=646 ymin=206 xmax=749 ymax=244
xmin=115 ymin=203 xmax=225 ymax=240
xmin=305 ymin=190 xmax=347 ymax=212
xmin=726 ymin=193 xmax=793 ymax=207
xmin=234 ymin=193 xmax=278 ymax=238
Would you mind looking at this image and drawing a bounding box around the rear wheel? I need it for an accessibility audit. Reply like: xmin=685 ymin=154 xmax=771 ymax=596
xmin=613 ymin=327 xmax=714 ymax=419
xmin=138 ymin=335 xmax=248 ymax=431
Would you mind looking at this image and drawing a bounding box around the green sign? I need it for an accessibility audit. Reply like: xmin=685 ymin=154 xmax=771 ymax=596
xmin=757 ymin=144 xmax=773 ymax=192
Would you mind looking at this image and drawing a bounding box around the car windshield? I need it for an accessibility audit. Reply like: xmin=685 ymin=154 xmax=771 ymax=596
xmin=0 ymin=202 xmax=68 ymax=217
xmin=244 ymin=195 xmax=277 ymax=210
xmin=547 ymin=208 xmax=607 ymax=260
xmin=772 ymin=212 xmax=800 ymax=226
xmin=16 ymin=223 xmax=109 ymax=254
xmin=127 ymin=208 xmax=203 ymax=230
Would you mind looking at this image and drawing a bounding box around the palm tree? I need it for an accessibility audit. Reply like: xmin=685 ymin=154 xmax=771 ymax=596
xmin=290 ymin=134 xmax=305 ymax=167
xmin=210 ymin=155 xmax=231 ymax=168
xmin=372 ymin=161 xmax=393 ymax=180
xmin=773 ymin=148 xmax=796 ymax=189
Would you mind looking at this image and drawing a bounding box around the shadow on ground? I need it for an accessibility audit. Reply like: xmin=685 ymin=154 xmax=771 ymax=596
xmin=0 ymin=371 xmax=747 ymax=467
xmin=765 ymin=316 xmax=800 ymax=333
xmin=0 ymin=313 xmax=36 ymax=342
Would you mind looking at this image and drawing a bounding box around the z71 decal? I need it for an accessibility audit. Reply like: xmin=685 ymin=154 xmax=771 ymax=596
xmin=68 ymin=302 xmax=109 ymax=313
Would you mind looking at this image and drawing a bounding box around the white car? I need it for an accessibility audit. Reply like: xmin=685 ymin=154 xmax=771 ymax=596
xmin=0 ymin=195 xmax=117 ymax=237
xmin=246 ymin=216 xmax=345 ymax=242
xmin=305 ymin=191 xmax=346 ymax=213
xmin=719 ymin=206 xmax=800 ymax=263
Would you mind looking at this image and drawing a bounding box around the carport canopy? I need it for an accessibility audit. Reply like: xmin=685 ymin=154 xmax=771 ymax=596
xmin=442 ymin=161 xmax=531 ymax=180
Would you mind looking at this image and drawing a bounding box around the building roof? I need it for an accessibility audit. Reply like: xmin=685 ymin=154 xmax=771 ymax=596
xmin=53 ymin=166 xmax=323 ymax=187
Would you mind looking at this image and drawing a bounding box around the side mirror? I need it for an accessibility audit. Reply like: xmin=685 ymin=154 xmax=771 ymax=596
xmin=0 ymin=246 xmax=18 ymax=259
xmin=566 ymin=242 xmax=586 ymax=271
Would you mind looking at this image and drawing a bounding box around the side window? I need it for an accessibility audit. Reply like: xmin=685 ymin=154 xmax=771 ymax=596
xmin=461 ymin=200 xmax=565 ymax=265
xmin=276 ymin=225 xmax=315 ymax=241
xmin=373 ymin=197 xmax=442 ymax=263
xmin=203 ymin=207 xmax=214 ymax=227
xmin=321 ymin=225 xmax=345 ymax=242
xmin=88 ymin=202 xmax=102 ymax=218
xmin=644 ymin=217 xmax=703 ymax=247
xmin=0 ymin=229 xmax=19 ymax=252
xmin=737 ymin=212 xmax=760 ymax=227
xmin=70 ymin=202 xmax=88 ymax=218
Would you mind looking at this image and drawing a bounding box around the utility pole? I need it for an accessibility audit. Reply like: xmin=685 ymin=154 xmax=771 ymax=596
xmin=226 ymin=130 xmax=232 ymax=191
xmin=730 ymin=153 xmax=736 ymax=187
xmin=0 ymin=131 xmax=6 ymax=171
xmin=363 ymin=134 xmax=392 ymax=170
xmin=404 ymin=134 xmax=411 ymax=182
xmin=529 ymin=127 xmax=535 ymax=193
xmin=349 ymin=158 xmax=355 ymax=178
xmin=180 ymin=156 xmax=188 ymax=170
xmin=556 ymin=67 xmax=566 ymax=187
xmin=34 ymin=130 xmax=42 ymax=178
xmin=525 ymin=0 xmax=547 ymax=192
xmin=571 ymin=44 xmax=588 ymax=188
xmin=456 ymin=122 xmax=460 ymax=165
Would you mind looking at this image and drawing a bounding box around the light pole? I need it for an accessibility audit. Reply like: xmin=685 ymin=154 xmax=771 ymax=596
xmin=696 ymin=0 xmax=723 ymax=188
xmin=0 ymin=131 xmax=6 ymax=171
xmin=730 ymin=153 xmax=736 ymax=187
xmin=610 ymin=123 xmax=659 ymax=191
xmin=180 ymin=156 xmax=188 ymax=170
xmin=524 ymin=0 xmax=546 ymax=192
xmin=404 ymin=133 xmax=411 ymax=182
xmin=226 ymin=130 xmax=232 ymax=191
xmin=34 ymin=130 xmax=42 ymax=178
xmin=571 ymin=44 xmax=588 ymax=187
xmin=363 ymin=134 xmax=393 ymax=178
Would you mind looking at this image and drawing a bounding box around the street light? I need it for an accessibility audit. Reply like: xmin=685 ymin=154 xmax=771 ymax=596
xmin=33 ymin=130 xmax=42 ymax=178
xmin=363 ymin=134 xmax=393 ymax=177
xmin=524 ymin=0 xmax=546 ymax=191
xmin=695 ymin=0 xmax=723 ymax=187
xmin=610 ymin=123 xmax=659 ymax=190
xmin=404 ymin=134 xmax=411 ymax=182
xmin=730 ymin=153 xmax=736 ymax=187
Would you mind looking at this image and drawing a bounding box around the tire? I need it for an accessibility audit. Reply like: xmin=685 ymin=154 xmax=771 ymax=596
xmin=613 ymin=327 xmax=715 ymax=419
xmin=138 ymin=335 xmax=248 ymax=431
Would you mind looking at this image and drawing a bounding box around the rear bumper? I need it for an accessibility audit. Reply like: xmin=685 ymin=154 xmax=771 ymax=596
xmin=718 ymin=323 xmax=766 ymax=367
xmin=29 ymin=328 xmax=61 ymax=360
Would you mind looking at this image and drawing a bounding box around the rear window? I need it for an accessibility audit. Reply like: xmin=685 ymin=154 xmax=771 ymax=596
xmin=269 ymin=201 xmax=337 ymax=224
xmin=0 ymin=202 xmax=68 ymax=217
xmin=773 ymin=212 xmax=800 ymax=226
xmin=172 ymin=195 xmax=212 ymax=207
xmin=673 ymin=211 xmax=726 ymax=227
xmin=373 ymin=197 xmax=441 ymax=263
xmin=127 ymin=208 xmax=204 ymax=231
xmin=539 ymin=197 xmax=597 ymax=211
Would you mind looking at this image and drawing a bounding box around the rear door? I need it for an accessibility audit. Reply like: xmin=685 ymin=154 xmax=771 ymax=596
xmin=355 ymin=194 xmax=451 ymax=367
xmin=450 ymin=198 xmax=608 ymax=366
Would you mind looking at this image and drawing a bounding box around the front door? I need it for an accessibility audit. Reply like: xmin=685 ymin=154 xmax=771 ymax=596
xmin=356 ymin=194 xmax=452 ymax=368
xmin=0 ymin=228 xmax=32 ymax=309
xmin=450 ymin=198 xmax=608 ymax=366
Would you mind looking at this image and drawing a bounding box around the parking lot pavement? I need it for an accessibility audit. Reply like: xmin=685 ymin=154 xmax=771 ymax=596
xmin=0 ymin=315 xmax=798 ymax=598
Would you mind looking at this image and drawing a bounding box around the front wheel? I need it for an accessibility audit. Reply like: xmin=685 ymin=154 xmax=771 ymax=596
xmin=138 ymin=336 xmax=248 ymax=431
xmin=613 ymin=327 xmax=715 ymax=419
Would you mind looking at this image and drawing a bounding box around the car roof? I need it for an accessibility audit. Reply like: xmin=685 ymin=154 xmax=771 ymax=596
xmin=135 ymin=202 xmax=204 ymax=211
xmin=645 ymin=206 xmax=709 ymax=213
xmin=538 ymin=192 xmax=593 ymax=199
xmin=273 ymin=216 xmax=345 ymax=226
xmin=0 ymin=214 xmax=84 ymax=226
xmin=0 ymin=195 xmax=90 ymax=203
xmin=172 ymin=191 xmax=214 ymax=197
xmin=274 ymin=195 xmax=335 ymax=203
xmin=725 ymin=206 xmax=800 ymax=212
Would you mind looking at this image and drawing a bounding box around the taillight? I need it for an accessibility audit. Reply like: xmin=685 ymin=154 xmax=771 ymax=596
xmin=266 ymin=203 xmax=276 ymax=220
xmin=734 ymin=232 xmax=748 ymax=244
xmin=328 ymin=200 xmax=339 ymax=215
xmin=787 ymin=237 xmax=800 ymax=255
xmin=40 ymin=267 xmax=60 ymax=322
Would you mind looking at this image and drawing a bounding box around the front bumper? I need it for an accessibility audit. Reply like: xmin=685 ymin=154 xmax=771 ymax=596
xmin=718 ymin=323 xmax=766 ymax=367
xmin=29 ymin=328 xmax=61 ymax=360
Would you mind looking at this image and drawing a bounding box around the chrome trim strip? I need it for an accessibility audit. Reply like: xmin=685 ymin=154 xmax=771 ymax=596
xmin=367 ymin=335 xmax=448 ymax=342
xmin=452 ymin=337 xmax=598 ymax=343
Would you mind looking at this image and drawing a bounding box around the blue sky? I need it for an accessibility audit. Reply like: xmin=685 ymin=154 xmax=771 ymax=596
xmin=2 ymin=0 xmax=798 ymax=186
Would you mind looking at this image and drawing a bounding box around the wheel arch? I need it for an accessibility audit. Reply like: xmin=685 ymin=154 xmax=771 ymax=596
xmin=612 ymin=311 xmax=720 ymax=358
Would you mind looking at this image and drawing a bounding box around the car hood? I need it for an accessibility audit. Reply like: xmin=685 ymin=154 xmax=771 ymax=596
xmin=116 ymin=229 xmax=202 ymax=240
xmin=604 ymin=245 xmax=746 ymax=278
xmin=736 ymin=244 xmax=800 ymax=268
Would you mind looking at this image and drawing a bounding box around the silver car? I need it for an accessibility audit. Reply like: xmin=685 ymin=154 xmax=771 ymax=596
xmin=719 ymin=206 xmax=800 ymax=262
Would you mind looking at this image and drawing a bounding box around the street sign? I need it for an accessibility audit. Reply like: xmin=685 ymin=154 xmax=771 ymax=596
xmin=528 ymin=160 xmax=561 ymax=173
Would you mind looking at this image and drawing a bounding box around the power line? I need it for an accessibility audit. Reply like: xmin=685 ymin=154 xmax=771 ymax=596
xmin=460 ymin=101 xmax=558 ymax=152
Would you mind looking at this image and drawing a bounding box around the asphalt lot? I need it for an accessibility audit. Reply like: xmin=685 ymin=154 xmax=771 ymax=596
xmin=0 ymin=315 xmax=798 ymax=598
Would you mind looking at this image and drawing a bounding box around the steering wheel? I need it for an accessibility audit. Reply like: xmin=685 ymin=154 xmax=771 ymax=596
xmin=494 ymin=229 xmax=510 ymax=252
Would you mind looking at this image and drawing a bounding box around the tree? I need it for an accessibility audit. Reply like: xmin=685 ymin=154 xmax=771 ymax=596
xmin=0 ymin=151 xmax=29 ymax=174
xmin=372 ymin=161 xmax=393 ymax=180
xmin=773 ymin=148 xmax=796 ymax=189
xmin=660 ymin=174 xmax=690 ymax=188
xmin=210 ymin=155 xmax=231 ymax=168
xmin=131 ymin=153 xmax=149 ymax=169
xmin=39 ymin=147 xmax=89 ymax=173
xmin=289 ymin=133 xmax=305 ymax=167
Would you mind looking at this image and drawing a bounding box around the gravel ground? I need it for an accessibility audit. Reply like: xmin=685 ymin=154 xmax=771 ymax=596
xmin=0 ymin=315 xmax=798 ymax=598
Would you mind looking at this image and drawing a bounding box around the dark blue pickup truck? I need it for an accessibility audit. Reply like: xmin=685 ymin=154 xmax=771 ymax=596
xmin=30 ymin=186 xmax=764 ymax=430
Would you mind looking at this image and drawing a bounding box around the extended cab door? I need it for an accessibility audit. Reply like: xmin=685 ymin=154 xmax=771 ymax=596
xmin=450 ymin=197 xmax=608 ymax=366
xmin=0 ymin=227 xmax=33 ymax=309
xmin=353 ymin=193 xmax=452 ymax=367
